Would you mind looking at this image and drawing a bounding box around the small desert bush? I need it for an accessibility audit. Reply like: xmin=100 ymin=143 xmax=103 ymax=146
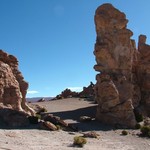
xmin=37 ymin=107 xmax=47 ymax=114
xmin=56 ymin=125 xmax=62 ymax=130
xmin=134 ymin=111 xmax=143 ymax=122
xmin=73 ymin=136 xmax=87 ymax=147
xmin=144 ymin=118 xmax=150 ymax=126
xmin=121 ymin=130 xmax=128 ymax=135
xmin=140 ymin=126 xmax=150 ymax=137
xmin=135 ymin=123 xmax=141 ymax=129
xmin=36 ymin=114 xmax=41 ymax=120
xmin=33 ymin=104 xmax=48 ymax=114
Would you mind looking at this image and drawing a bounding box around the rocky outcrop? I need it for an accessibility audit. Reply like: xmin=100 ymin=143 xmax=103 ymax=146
xmin=55 ymin=82 xmax=95 ymax=100
xmin=55 ymin=88 xmax=79 ymax=99
xmin=94 ymin=4 xmax=137 ymax=128
xmin=0 ymin=50 xmax=35 ymax=118
xmin=79 ymin=82 xmax=95 ymax=99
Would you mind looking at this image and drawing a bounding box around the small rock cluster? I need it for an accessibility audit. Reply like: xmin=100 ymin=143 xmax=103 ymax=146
xmin=39 ymin=114 xmax=69 ymax=131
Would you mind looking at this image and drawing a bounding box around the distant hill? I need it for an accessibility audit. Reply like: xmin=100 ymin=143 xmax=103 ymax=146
xmin=26 ymin=97 xmax=53 ymax=102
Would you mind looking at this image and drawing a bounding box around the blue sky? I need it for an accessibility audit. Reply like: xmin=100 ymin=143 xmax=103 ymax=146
xmin=0 ymin=0 xmax=150 ymax=97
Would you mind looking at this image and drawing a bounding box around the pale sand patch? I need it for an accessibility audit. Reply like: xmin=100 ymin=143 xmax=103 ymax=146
xmin=0 ymin=98 xmax=149 ymax=150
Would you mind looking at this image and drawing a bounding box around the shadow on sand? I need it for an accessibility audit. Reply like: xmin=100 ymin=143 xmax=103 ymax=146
xmin=47 ymin=105 xmax=114 ymax=132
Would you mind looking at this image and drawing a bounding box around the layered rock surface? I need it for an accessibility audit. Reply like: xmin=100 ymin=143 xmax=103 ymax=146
xmin=94 ymin=4 xmax=150 ymax=127
xmin=0 ymin=50 xmax=35 ymax=126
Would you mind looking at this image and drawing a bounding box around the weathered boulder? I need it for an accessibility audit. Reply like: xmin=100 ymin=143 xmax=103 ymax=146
xmin=0 ymin=50 xmax=35 ymax=120
xmin=94 ymin=4 xmax=137 ymax=128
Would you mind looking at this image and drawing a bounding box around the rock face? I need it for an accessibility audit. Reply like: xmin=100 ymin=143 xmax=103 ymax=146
xmin=0 ymin=50 xmax=35 ymax=117
xmin=93 ymin=3 xmax=148 ymax=128
xmin=0 ymin=103 xmax=29 ymax=127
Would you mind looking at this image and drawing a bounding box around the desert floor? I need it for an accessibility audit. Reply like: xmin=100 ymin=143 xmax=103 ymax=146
xmin=0 ymin=98 xmax=149 ymax=150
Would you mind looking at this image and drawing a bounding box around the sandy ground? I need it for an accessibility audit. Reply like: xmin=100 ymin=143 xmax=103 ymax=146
xmin=0 ymin=98 xmax=149 ymax=150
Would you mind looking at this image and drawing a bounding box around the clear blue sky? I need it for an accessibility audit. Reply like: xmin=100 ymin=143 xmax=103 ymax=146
xmin=0 ymin=0 xmax=150 ymax=97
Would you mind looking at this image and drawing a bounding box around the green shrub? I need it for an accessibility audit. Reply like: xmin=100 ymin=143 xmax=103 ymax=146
xmin=36 ymin=114 xmax=41 ymax=120
xmin=136 ymin=114 xmax=143 ymax=122
xmin=134 ymin=111 xmax=143 ymax=122
xmin=37 ymin=107 xmax=47 ymax=114
xmin=56 ymin=125 xmax=62 ymax=130
xmin=144 ymin=118 xmax=150 ymax=126
xmin=148 ymin=131 xmax=150 ymax=137
xmin=122 ymin=130 xmax=128 ymax=135
xmin=135 ymin=123 xmax=141 ymax=129
xmin=73 ymin=136 xmax=87 ymax=147
xmin=140 ymin=126 xmax=150 ymax=137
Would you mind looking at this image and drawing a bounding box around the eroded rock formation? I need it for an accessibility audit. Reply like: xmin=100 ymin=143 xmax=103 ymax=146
xmin=0 ymin=50 xmax=35 ymax=118
xmin=79 ymin=82 xmax=95 ymax=99
xmin=94 ymin=3 xmax=150 ymax=128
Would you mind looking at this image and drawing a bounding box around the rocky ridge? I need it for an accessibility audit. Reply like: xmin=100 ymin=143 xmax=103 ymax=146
xmin=55 ymin=82 xmax=95 ymax=100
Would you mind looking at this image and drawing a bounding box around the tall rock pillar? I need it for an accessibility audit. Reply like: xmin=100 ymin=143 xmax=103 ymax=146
xmin=137 ymin=35 xmax=150 ymax=116
xmin=94 ymin=4 xmax=136 ymax=128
